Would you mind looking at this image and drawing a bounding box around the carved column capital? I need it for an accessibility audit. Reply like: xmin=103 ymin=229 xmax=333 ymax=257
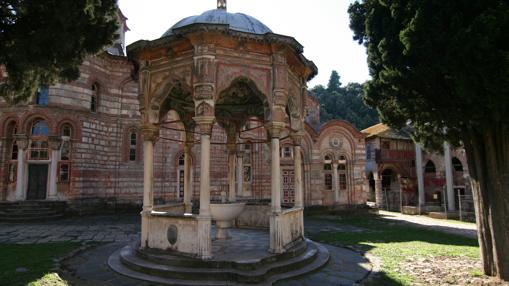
xmin=141 ymin=125 xmax=160 ymax=142
xmin=48 ymin=136 xmax=62 ymax=150
xmin=193 ymin=116 xmax=215 ymax=135
xmin=290 ymin=132 xmax=305 ymax=146
xmin=13 ymin=134 xmax=28 ymax=150
xmin=266 ymin=122 xmax=285 ymax=139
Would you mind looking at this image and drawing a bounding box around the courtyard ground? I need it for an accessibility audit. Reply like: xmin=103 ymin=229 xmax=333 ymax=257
xmin=0 ymin=210 xmax=507 ymax=285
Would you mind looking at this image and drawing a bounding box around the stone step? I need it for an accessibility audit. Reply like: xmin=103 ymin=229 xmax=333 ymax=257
xmin=109 ymin=240 xmax=330 ymax=286
xmin=0 ymin=210 xmax=59 ymax=218
xmin=116 ymin=240 xmax=323 ymax=285
xmin=3 ymin=207 xmax=54 ymax=212
xmin=136 ymin=240 xmax=308 ymax=270
xmin=0 ymin=213 xmax=64 ymax=223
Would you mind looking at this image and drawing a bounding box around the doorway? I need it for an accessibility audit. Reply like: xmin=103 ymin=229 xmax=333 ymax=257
xmin=27 ymin=164 xmax=48 ymax=200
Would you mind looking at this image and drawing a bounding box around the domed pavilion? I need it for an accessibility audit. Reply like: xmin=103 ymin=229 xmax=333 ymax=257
xmin=110 ymin=1 xmax=328 ymax=284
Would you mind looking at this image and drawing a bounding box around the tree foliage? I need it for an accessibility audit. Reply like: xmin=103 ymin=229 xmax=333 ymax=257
xmin=0 ymin=0 xmax=118 ymax=104
xmin=349 ymin=0 xmax=509 ymax=280
xmin=311 ymin=71 xmax=379 ymax=130
xmin=348 ymin=0 xmax=509 ymax=148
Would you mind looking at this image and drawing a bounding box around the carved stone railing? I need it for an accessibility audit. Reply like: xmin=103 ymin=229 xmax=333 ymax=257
xmin=270 ymin=207 xmax=304 ymax=254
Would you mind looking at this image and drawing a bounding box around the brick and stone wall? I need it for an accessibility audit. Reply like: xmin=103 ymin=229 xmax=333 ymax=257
xmin=0 ymin=52 xmax=368 ymax=211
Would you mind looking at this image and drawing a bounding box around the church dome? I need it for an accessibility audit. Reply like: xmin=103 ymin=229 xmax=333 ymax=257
xmin=162 ymin=9 xmax=272 ymax=37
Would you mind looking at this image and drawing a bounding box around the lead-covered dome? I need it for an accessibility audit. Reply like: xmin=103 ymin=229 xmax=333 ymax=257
xmin=162 ymin=9 xmax=272 ymax=37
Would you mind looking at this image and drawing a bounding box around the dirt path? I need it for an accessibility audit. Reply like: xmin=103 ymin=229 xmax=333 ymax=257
xmin=378 ymin=210 xmax=478 ymax=239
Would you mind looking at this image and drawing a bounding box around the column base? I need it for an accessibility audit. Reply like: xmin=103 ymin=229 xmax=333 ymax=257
xmin=184 ymin=203 xmax=193 ymax=214
xmin=197 ymin=216 xmax=212 ymax=260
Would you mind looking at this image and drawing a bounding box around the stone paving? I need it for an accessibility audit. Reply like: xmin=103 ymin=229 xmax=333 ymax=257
xmin=0 ymin=214 xmax=140 ymax=244
xmin=0 ymin=214 xmax=372 ymax=285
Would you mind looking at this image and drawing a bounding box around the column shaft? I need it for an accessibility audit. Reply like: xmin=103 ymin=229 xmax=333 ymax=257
xmin=48 ymin=149 xmax=59 ymax=200
xmin=228 ymin=150 xmax=236 ymax=202
xmin=293 ymin=145 xmax=303 ymax=208
xmin=444 ymin=142 xmax=455 ymax=211
xmin=15 ymin=148 xmax=25 ymax=201
xmin=374 ymin=177 xmax=383 ymax=208
xmin=143 ymin=140 xmax=154 ymax=211
xmin=141 ymin=137 xmax=155 ymax=248
xmin=271 ymin=137 xmax=281 ymax=212
xmin=332 ymin=163 xmax=339 ymax=204
xmin=199 ymin=133 xmax=211 ymax=217
xmin=183 ymin=144 xmax=192 ymax=213
xmin=236 ymin=154 xmax=244 ymax=197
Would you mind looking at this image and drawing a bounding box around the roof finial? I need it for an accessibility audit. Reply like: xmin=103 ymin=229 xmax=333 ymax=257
xmin=217 ymin=0 xmax=226 ymax=10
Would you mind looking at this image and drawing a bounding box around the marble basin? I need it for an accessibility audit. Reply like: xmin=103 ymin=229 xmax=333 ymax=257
xmin=210 ymin=202 xmax=246 ymax=239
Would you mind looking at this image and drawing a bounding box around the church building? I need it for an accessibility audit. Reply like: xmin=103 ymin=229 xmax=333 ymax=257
xmin=0 ymin=6 xmax=368 ymax=216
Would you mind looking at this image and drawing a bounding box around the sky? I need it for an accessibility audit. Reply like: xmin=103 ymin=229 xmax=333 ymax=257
xmin=117 ymin=0 xmax=370 ymax=88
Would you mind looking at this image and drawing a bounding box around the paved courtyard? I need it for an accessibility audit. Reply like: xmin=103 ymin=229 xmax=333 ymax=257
xmin=0 ymin=211 xmax=480 ymax=285
xmin=0 ymin=214 xmax=140 ymax=244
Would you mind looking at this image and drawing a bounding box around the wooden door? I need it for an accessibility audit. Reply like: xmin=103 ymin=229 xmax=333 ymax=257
xmin=282 ymin=170 xmax=295 ymax=204
xmin=27 ymin=164 xmax=48 ymax=200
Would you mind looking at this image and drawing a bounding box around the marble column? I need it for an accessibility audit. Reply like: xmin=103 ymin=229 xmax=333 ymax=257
xmin=444 ymin=142 xmax=455 ymax=211
xmin=195 ymin=119 xmax=214 ymax=217
xmin=415 ymin=143 xmax=425 ymax=213
xmin=270 ymin=126 xmax=282 ymax=213
xmin=332 ymin=162 xmax=339 ymax=204
xmin=183 ymin=141 xmax=193 ymax=213
xmin=292 ymin=133 xmax=304 ymax=208
xmin=227 ymin=143 xmax=237 ymax=202
xmin=194 ymin=116 xmax=214 ymax=259
xmin=268 ymin=122 xmax=284 ymax=254
xmin=140 ymin=126 xmax=158 ymax=248
xmin=236 ymin=149 xmax=244 ymax=197
xmin=48 ymin=136 xmax=61 ymax=200
xmin=14 ymin=135 xmax=28 ymax=201
xmin=374 ymin=175 xmax=383 ymax=208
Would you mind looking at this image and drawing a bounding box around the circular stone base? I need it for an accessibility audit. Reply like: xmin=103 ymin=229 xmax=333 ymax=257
xmin=108 ymin=237 xmax=329 ymax=286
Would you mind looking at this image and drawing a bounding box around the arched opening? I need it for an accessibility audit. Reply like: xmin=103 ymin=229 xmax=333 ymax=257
xmin=58 ymin=123 xmax=73 ymax=183
xmin=381 ymin=168 xmax=400 ymax=211
xmin=29 ymin=119 xmax=49 ymax=160
xmin=424 ymin=160 xmax=436 ymax=174
xmin=27 ymin=119 xmax=50 ymax=200
xmin=323 ymin=154 xmax=333 ymax=191
xmin=215 ymin=77 xmax=270 ymax=201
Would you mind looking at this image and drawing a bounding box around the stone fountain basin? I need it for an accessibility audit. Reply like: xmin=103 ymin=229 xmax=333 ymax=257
xmin=210 ymin=202 xmax=246 ymax=222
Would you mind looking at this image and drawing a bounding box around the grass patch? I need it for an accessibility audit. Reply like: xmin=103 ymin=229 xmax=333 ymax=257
xmin=0 ymin=243 xmax=79 ymax=286
xmin=308 ymin=213 xmax=479 ymax=286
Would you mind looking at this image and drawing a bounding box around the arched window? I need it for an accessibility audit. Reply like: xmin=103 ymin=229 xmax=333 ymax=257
xmin=452 ymin=157 xmax=463 ymax=172
xmin=91 ymin=84 xmax=98 ymax=112
xmin=129 ymin=131 xmax=137 ymax=161
xmin=281 ymin=145 xmax=293 ymax=158
xmin=36 ymin=86 xmax=49 ymax=106
xmin=323 ymin=154 xmax=333 ymax=190
xmin=31 ymin=120 xmax=49 ymax=136
xmin=338 ymin=159 xmax=347 ymax=190
xmin=30 ymin=120 xmax=49 ymax=160
xmin=424 ymin=160 xmax=436 ymax=174
xmin=62 ymin=124 xmax=72 ymax=138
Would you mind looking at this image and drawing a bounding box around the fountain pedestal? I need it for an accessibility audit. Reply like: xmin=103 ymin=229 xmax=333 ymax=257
xmin=210 ymin=202 xmax=246 ymax=239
